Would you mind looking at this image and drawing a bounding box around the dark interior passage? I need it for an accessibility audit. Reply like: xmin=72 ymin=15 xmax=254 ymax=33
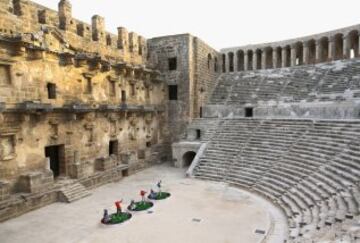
xmin=45 ymin=145 xmax=62 ymax=177
xmin=182 ymin=151 xmax=196 ymax=167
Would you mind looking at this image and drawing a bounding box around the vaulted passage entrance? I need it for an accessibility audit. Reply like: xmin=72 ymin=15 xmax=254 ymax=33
xmin=182 ymin=151 xmax=196 ymax=167
xmin=45 ymin=145 xmax=64 ymax=177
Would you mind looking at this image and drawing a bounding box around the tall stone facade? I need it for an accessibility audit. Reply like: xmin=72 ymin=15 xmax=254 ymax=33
xmin=148 ymin=35 xmax=220 ymax=143
xmin=0 ymin=0 xmax=181 ymax=221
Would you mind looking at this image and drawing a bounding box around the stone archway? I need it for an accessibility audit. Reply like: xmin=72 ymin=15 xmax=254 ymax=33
xmin=182 ymin=151 xmax=196 ymax=167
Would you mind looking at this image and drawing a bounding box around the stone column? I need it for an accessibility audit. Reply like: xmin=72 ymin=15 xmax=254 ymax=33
xmin=253 ymin=52 xmax=258 ymax=70
xmin=290 ymin=45 xmax=297 ymax=66
xmin=358 ymin=34 xmax=360 ymax=57
xmin=273 ymin=49 xmax=278 ymax=69
xmin=281 ymin=48 xmax=287 ymax=67
xmin=244 ymin=53 xmax=249 ymax=71
xmin=58 ymin=0 xmax=72 ymax=30
xmin=343 ymin=35 xmax=350 ymax=59
xmin=303 ymin=42 xmax=310 ymax=65
xmin=225 ymin=53 xmax=229 ymax=73
xmin=328 ymin=36 xmax=335 ymax=61
xmin=234 ymin=52 xmax=238 ymax=72
xmin=261 ymin=50 xmax=267 ymax=69
xmin=315 ymin=40 xmax=322 ymax=63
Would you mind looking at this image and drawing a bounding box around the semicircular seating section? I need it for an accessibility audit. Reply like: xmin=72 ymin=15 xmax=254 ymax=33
xmin=192 ymin=118 xmax=360 ymax=242
xmin=209 ymin=58 xmax=360 ymax=105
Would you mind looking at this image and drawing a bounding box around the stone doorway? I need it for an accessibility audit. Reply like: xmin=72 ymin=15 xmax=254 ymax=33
xmin=182 ymin=151 xmax=196 ymax=167
xmin=109 ymin=140 xmax=118 ymax=157
xmin=45 ymin=145 xmax=65 ymax=178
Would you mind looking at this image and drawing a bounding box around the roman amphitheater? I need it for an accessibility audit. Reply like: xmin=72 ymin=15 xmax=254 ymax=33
xmin=0 ymin=0 xmax=360 ymax=242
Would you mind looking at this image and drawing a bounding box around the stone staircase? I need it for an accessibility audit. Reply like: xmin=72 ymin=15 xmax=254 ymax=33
xmin=58 ymin=182 xmax=91 ymax=203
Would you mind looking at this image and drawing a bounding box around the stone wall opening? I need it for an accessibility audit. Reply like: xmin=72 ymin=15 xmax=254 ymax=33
xmin=237 ymin=50 xmax=244 ymax=71
xmin=121 ymin=90 xmax=126 ymax=102
xmin=45 ymin=145 xmax=65 ymax=178
xmin=265 ymin=47 xmax=273 ymax=69
xmin=76 ymin=23 xmax=84 ymax=37
xmin=284 ymin=46 xmax=291 ymax=67
xmin=295 ymin=42 xmax=303 ymax=66
xmin=0 ymin=65 xmax=11 ymax=85
xmin=334 ymin=34 xmax=344 ymax=60
xmin=348 ymin=30 xmax=359 ymax=59
xmin=245 ymin=107 xmax=253 ymax=118
xmin=182 ymin=151 xmax=196 ymax=167
xmin=207 ymin=54 xmax=212 ymax=70
xmin=214 ymin=57 xmax=218 ymax=72
xmin=109 ymin=140 xmax=118 ymax=157
xmin=319 ymin=37 xmax=329 ymax=62
xmin=109 ymin=80 xmax=116 ymax=97
xmin=47 ymin=83 xmax=56 ymax=99
xmin=228 ymin=52 xmax=234 ymax=72
xmin=168 ymin=85 xmax=178 ymax=100
xmin=255 ymin=49 xmax=262 ymax=69
xmin=308 ymin=40 xmax=316 ymax=64
xmin=168 ymin=57 xmax=177 ymax=71
xmin=275 ymin=47 xmax=282 ymax=68
xmin=38 ymin=10 xmax=46 ymax=24
xmin=196 ymin=129 xmax=201 ymax=140
xmin=247 ymin=50 xmax=253 ymax=70
xmin=85 ymin=78 xmax=93 ymax=94
xmin=222 ymin=54 xmax=226 ymax=73
xmin=12 ymin=0 xmax=22 ymax=16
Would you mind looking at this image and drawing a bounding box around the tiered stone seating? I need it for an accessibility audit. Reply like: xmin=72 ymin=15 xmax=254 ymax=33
xmin=192 ymin=118 xmax=360 ymax=242
xmin=209 ymin=58 xmax=360 ymax=105
xmin=194 ymin=119 xmax=260 ymax=182
xmin=185 ymin=118 xmax=221 ymax=142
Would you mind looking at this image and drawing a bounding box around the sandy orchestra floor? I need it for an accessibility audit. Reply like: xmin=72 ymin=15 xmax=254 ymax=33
xmin=0 ymin=164 xmax=287 ymax=243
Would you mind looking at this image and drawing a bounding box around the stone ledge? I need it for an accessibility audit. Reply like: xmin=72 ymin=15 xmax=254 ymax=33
xmin=15 ymin=101 xmax=53 ymax=113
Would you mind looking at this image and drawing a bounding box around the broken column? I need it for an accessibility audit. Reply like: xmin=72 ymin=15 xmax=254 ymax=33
xmin=92 ymin=15 xmax=105 ymax=43
xmin=129 ymin=32 xmax=139 ymax=53
xmin=58 ymin=0 xmax=72 ymax=30
xmin=117 ymin=27 xmax=128 ymax=50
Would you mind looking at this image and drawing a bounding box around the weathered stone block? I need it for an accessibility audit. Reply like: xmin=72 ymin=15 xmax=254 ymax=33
xmin=0 ymin=181 xmax=10 ymax=201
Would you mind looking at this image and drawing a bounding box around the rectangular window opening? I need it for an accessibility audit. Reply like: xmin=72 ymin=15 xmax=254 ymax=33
xmin=109 ymin=140 xmax=118 ymax=156
xmin=168 ymin=85 xmax=178 ymax=100
xmin=76 ymin=24 xmax=84 ymax=37
xmin=245 ymin=107 xmax=253 ymax=118
xmin=47 ymin=83 xmax=56 ymax=99
xmin=85 ymin=78 xmax=92 ymax=94
xmin=168 ymin=57 xmax=177 ymax=71
xmin=196 ymin=129 xmax=201 ymax=140
xmin=121 ymin=90 xmax=126 ymax=102
xmin=109 ymin=81 xmax=116 ymax=97
xmin=38 ymin=10 xmax=46 ymax=24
